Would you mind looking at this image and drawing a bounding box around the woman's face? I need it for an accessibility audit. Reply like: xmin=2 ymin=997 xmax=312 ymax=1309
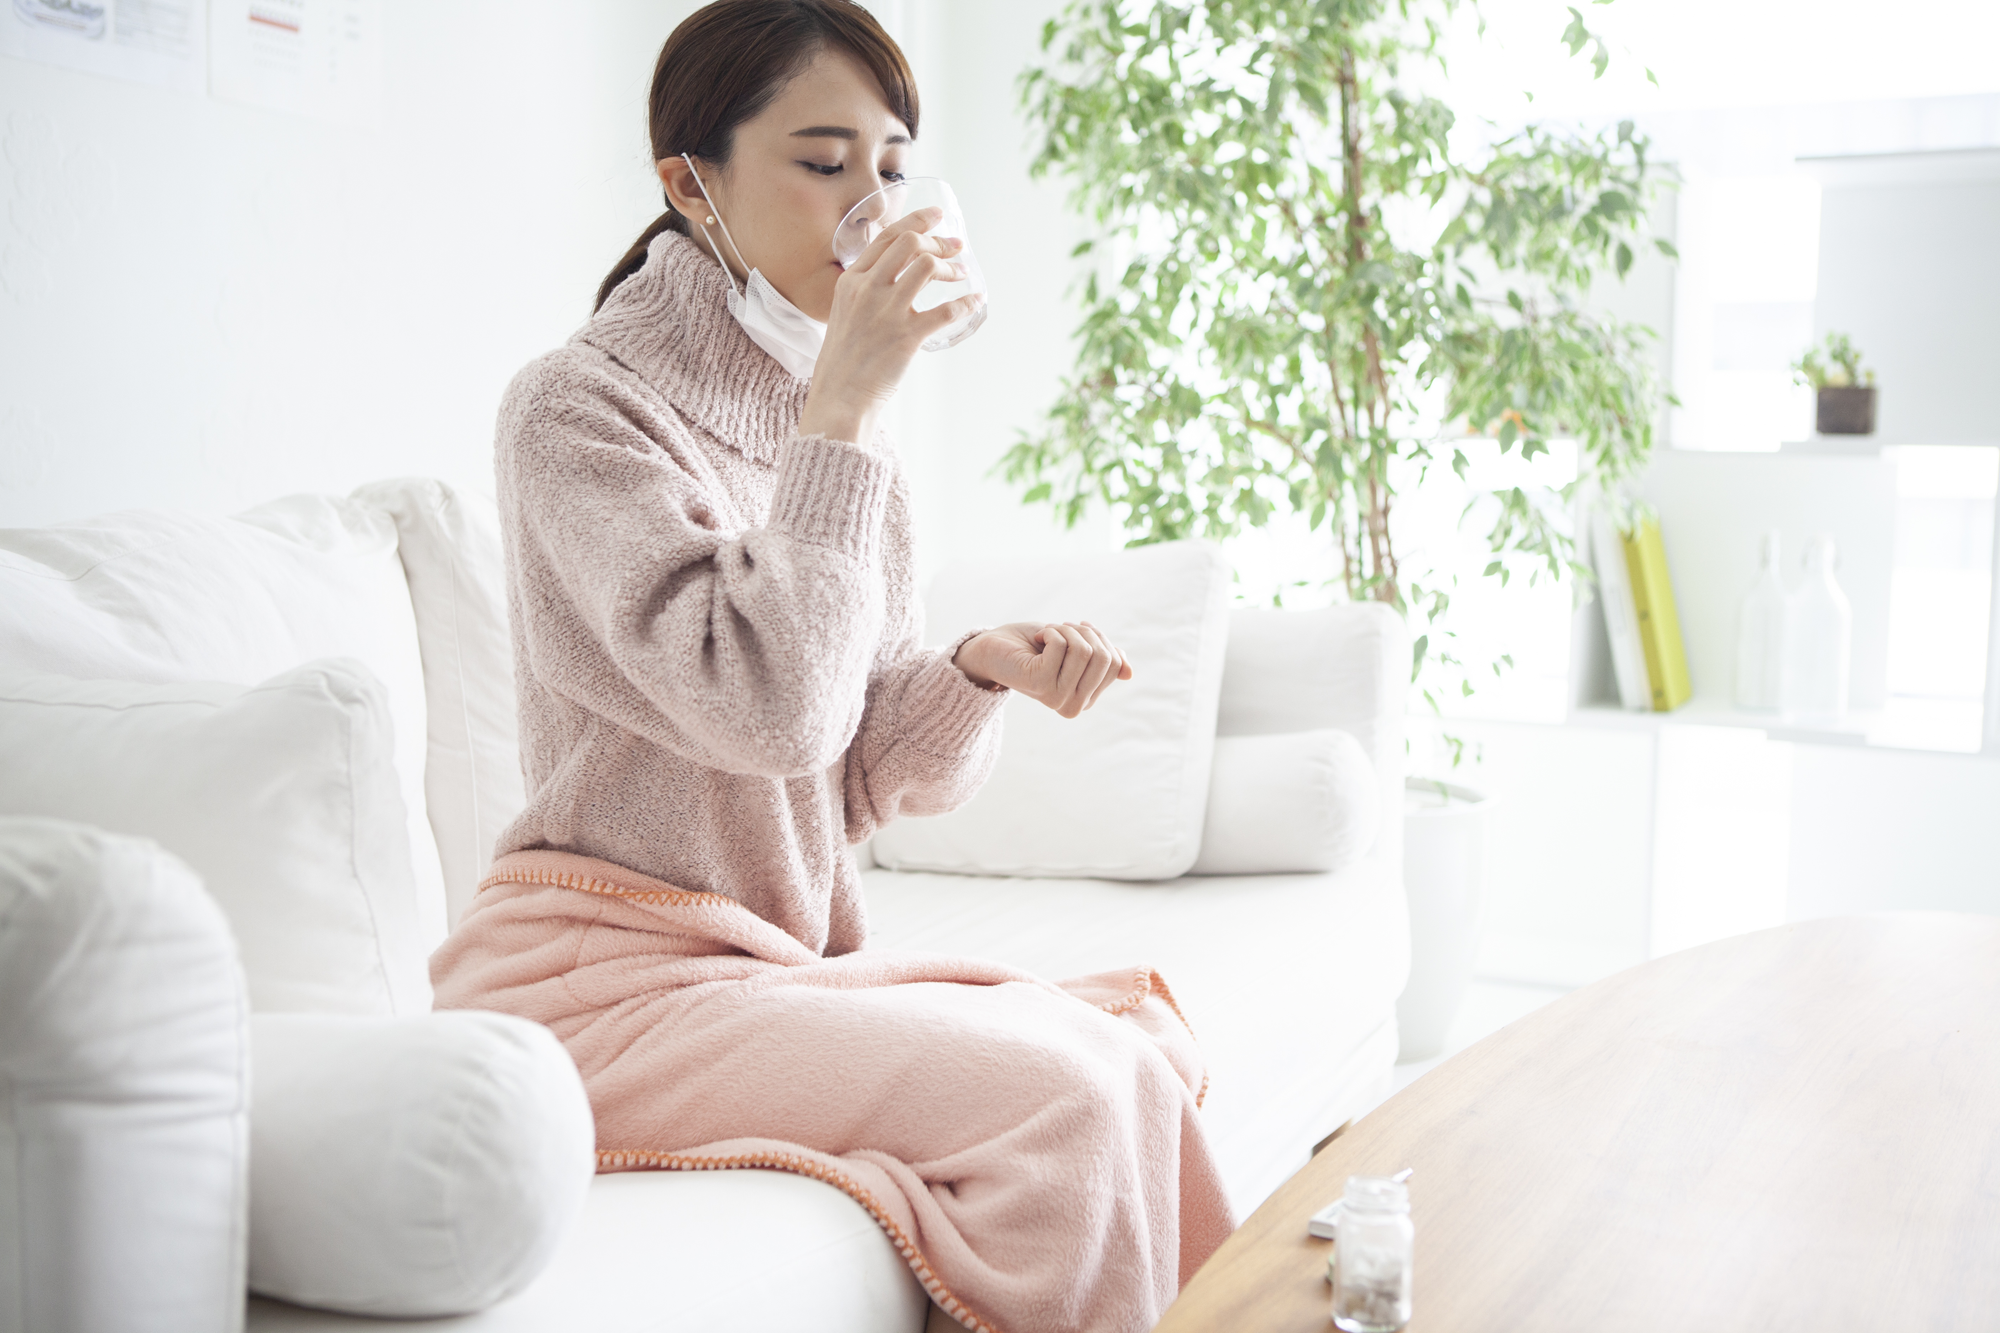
xmin=659 ymin=48 xmax=912 ymax=323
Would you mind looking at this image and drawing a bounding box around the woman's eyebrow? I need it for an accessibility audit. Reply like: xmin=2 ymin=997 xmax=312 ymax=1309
xmin=791 ymin=125 xmax=912 ymax=146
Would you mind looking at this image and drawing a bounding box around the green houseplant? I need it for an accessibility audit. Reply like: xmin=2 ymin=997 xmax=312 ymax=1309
xmin=1008 ymin=0 xmax=1675 ymax=712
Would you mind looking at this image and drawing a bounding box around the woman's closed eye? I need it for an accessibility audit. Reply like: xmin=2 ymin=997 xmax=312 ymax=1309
xmin=797 ymin=160 xmax=907 ymax=183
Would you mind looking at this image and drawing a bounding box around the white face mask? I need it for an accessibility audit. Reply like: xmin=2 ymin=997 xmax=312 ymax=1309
xmin=683 ymin=155 xmax=827 ymax=381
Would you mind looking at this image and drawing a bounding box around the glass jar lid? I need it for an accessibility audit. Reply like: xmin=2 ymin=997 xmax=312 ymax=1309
xmin=1343 ymin=1175 xmax=1411 ymax=1213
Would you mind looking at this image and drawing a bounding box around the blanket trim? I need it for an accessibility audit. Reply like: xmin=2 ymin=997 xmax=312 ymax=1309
xmin=478 ymin=861 xmax=725 ymax=909
xmin=596 ymin=1144 xmax=996 ymax=1333
xmin=1098 ymin=967 xmax=1209 ymax=1109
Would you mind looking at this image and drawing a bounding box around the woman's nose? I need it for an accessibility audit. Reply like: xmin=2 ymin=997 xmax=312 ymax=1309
xmin=833 ymin=181 xmax=899 ymax=265
xmin=844 ymin=182 xmax=893 ymax=225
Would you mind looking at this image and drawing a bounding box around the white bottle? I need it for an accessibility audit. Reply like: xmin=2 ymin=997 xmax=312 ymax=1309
xmin=1735 ymin=530 xmax=1788 ymax=711
xmin=1781 ymin=534 xmax=1852 ymax=721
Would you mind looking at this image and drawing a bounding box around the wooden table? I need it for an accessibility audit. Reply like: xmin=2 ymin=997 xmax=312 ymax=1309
xmin=1157 ymin=914 xmax=2000 ymax=1332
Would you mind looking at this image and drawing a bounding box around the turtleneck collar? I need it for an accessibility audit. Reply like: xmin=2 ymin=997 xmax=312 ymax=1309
xmin=576 ymin=230 xmax=811 ymax=466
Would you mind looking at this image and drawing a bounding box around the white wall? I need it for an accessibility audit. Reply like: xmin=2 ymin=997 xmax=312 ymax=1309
xmin=0 ymin=1 xmax=691 ymax=525
xmin=884 ymin=0 xmax=1117 ymax=585
xmin=0 ymin=0 xmax=1102 ymax=574
xmin=1814 ymin=164 xmax=2000 ymax=445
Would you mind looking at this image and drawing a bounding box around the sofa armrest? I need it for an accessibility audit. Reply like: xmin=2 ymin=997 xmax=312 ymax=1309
xmin=248 ymin=1010 xmax=594 ymax=1318
xmin=0 ymin=817 xmax=249 ymax=1333
xmin=1215 ymin=602 xmax=1408 ymax=870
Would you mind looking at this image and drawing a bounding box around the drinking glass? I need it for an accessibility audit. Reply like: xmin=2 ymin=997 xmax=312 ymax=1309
xmin=832 ymin=177 xmax=987 ymax=351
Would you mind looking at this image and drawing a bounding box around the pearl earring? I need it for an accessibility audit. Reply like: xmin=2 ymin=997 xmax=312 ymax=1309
xmin=705 ymin=215 xmax=715 ymax=225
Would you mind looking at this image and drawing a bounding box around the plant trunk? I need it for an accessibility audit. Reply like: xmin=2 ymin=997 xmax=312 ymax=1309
xmin=1336 ymin=44 xmax=1400 ymax=609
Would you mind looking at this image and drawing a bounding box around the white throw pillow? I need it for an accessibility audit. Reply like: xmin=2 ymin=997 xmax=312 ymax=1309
xmin=1189 ymin=729 xmax=1382 ymax=875
xmin=0 ymin=662 xmax=429 ymax=1015
xmin=0 ymin=817 xmax=250 ymax=1333
xmin=352 ymin=479 xmax=526 ymax=926
xmin=1215 ymin=603 xmax=1407 ymax=870
xmin=872 ymin=541 xmax=1231 ymax=880
xmin=248 ymin=1010 xmax=596 ymax=1318
xmin=0 ymin=496 xmax=447 ymax=947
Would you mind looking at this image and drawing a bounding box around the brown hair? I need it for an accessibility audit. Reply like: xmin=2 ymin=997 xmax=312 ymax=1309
xmin=594 ymin=0 xmax=919 ymax=312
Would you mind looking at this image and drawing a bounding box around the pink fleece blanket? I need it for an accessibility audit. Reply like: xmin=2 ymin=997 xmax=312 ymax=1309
xmin=430 ymin=850 xmax=1235 ymax=1333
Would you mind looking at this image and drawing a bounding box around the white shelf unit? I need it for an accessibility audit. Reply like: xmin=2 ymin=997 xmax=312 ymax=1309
xmin=1569 ymin=444 xmax=2000 ymax=756
xmin=1570 ymin=697 xmax=1984 ymax=755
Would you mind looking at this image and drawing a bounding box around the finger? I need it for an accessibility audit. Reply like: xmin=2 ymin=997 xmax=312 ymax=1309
xmin=1077 ymin=621 xmax=1132 ymax=688
xmin=916 ymin=291 xmax=986 ymax=337
xmin=863 ymin=230 xmax=930 ymax=285
xmin=1032 ymin=624 xmax=1065 ymax=670
xmin=846 ymin=230 xmax=927 ymax=288
xmin=848 ymin=206 xmax=946 ymax=274
xmin=1052 ymin=623 xmax=1094 ymax=718
xmin=878 ymin=242 xmax=963 ymax=293
xmin=891 ymin=253 xmax=967 ymax=300
xmin=1073 ymin=623 xmax=1117 ymax=710
xmin=848 ymin=205 xmax=943 ymax=273
xmin=1075 ymin=624 xmax=1122 ymax=709
xmin=1030 ymin=625 xmax=1067 ymax=698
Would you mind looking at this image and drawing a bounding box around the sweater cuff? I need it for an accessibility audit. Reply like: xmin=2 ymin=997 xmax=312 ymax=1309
xmin=903 ymin=640 xmax=1011 ymax=758
xmin=766 ymin=432 xmax=895 ymax=561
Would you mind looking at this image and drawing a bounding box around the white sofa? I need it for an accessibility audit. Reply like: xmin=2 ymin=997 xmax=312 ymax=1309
xmin=0 ymin=480 xmax=1407 ymax=1332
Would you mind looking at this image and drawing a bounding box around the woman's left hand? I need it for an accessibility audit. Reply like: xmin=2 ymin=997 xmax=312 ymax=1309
xmin=953 ymin=621 xmax=1133 ymax=719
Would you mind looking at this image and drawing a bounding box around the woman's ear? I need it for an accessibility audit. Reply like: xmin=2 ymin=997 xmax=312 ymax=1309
xmin=657 ymin=157 xmax=713 ymax=226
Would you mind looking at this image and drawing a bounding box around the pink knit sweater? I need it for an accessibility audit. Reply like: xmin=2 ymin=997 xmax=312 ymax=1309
xmin=490 ymin=231 xmax=1007 ymax=956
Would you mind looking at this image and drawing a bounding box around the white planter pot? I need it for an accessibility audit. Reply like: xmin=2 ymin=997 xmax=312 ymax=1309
xmin=1396 ymin=777 xmax=1492 ymax=1062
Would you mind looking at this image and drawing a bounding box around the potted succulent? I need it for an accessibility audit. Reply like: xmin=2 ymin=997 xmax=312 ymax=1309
xmin=1793 ymin=333 xmax=1877 ymax=435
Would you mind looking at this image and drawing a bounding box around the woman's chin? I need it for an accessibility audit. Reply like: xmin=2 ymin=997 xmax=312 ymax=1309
xmin=804 ymin=288 xmax=838 ymax=324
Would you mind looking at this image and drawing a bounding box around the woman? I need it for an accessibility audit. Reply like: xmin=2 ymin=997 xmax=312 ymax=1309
xmin=430 ymin=4 xmax=1234 ymax=1330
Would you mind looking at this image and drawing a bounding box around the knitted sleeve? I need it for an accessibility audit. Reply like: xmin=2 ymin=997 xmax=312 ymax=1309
xmin=839 ymin=630 xmax=1009 ymax=842
xmin=499 ymin=353 xmax=893 ymax=779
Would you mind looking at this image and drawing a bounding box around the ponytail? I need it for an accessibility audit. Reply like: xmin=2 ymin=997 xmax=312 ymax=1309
xmin=595 ymin=209 xmax=686 ymax=313
xmin=591 ymin=1 xmax=918 ymax=313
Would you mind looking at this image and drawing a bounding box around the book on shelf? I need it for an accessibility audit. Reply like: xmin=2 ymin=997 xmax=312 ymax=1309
xmin=1588 ymin=506 xmax=1692 ymax=713
xmin=1589 ymin=509 xmax=1653 ymax=711
xmin=1622 ymin=515 xmax=1693 ymax=711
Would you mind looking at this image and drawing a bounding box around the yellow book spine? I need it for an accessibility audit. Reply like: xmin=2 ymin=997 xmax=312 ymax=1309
xmin=1620 ymin=517 xmax=1693 ymax=712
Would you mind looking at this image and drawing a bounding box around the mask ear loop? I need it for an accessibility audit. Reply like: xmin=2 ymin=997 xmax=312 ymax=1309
xmin=681 ymin=154 xmax=749 ymax=297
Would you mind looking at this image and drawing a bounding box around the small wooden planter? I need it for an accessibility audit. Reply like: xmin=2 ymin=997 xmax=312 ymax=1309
xmin=1816 ymin=385 xmax=1877 ymax=435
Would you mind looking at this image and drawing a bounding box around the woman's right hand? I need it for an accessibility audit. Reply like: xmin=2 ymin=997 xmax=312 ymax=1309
xmin=953 ymin=621 xmax=1133 ymax=718
xmin=797 ymin=207 xmax=985 ymax=446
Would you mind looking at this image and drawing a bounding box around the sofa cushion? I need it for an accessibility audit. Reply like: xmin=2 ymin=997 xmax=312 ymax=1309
xmin=351 ymin=479 xmax=525 ymax=926
xmin=0 ymin=497 xmax=447 ymax=945
xmin=0 ymin=662 xmax=430 ymax=1015
xmin=0 ymin=817 xmax=250 ymax=1333
xmin=860 ymin=860 xmax=1408 ymax=1211
xmin=248 ymin=1010 xmax=595 ymax=1318
xmin=871 ymin=541 xmax=1231 ymax=880
xmin=1191 ymin=729 xmax=1381 ymax=875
